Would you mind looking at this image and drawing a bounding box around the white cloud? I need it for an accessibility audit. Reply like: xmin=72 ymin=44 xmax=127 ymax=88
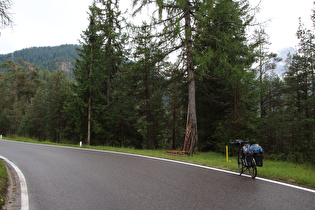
xmin=252 ymin=0 xmax=314 ymax=52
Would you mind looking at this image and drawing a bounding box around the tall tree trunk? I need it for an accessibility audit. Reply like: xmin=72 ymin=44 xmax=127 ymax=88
xmin=145 ymin=77 xmax=151 ymax=149
xmin=305 ymin=77 xmax=309 ymax=118
xmin=87 ymin=96 xmax=91 ymax=146
xmin=87 ymin=45 xmax=93 ymax=146
xmin=172 ymin=99 xmax=176 ymax=150
xmin=120 ymin=108 xmax=124 ymax=147
xmin=171 ymin=70 xmax=178 ymax=150
xmin=54 ymin=78 xmax=59 ymax=142
xmin=304 ymin=70 xmax=311 ymax=142
xmin=233 ymin=84 xmax=238 ymax=136
xmin=259 ymin=41 xmax=265 ymax=117
xmin=183 ymin=1 xmax=198 ymax=154
xmin=143 ymin=24 xmax=152 ymax=149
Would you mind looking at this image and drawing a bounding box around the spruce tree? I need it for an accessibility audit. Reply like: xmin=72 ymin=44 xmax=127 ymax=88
xmin=295 ymin=18 xmax=315 ymax=147
xmin=0 ymin=59 xmax=41 ymax=134
xmin=132 ymin=0 xmax=257 ymax=153
xmin=19 ymin=70 xmax=71 ymax=142
xmin=132 ymin=0 xmax=201 ymax=153
xmin=97 ymin=0 xmax=125 ymax=99
xmin=67 ymin=0 xmax=126 ymax=145
xmin=193 ymin=0 xmax=256 ymax=148
xmin=252 ymin=27 xmax=282 ymax=117
xmin=131 ymin=22 xmax=169 ymax=149
xmin=282 ymin=12 xmax=315 ymax=163
xmin=71 ymin=2 xmax=105 ymax=145
xmin=97 ymin=0 xmax=127 ymax=145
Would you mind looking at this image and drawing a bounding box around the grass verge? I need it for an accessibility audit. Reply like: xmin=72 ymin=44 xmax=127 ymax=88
xmin=0 ymin=159 xmax=8 ymax=209
xmin=3 ymin=136 xmax=315 ymax=189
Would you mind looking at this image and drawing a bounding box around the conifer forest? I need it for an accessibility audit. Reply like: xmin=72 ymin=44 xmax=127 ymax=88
xmin=0 ymin=0 xmax=314 ymax=164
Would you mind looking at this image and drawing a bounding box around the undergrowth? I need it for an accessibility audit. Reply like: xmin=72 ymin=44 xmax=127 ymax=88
xmin=0 ymin=160 xmax=8 ymax=209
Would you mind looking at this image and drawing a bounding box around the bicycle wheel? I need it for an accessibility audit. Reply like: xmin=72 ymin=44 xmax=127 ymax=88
xmin=248 ymin=156 xmax=257 ymax=179
xmin=237 ymin=150 xmax=243 ymax=174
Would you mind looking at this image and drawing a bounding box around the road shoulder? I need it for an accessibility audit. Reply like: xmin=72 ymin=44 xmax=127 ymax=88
xmin=3 ymin=159 xmax=22 ymax=209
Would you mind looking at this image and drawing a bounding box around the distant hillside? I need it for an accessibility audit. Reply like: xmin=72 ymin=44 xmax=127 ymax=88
xmin=0 ymin=44 xmax=80 ymax=76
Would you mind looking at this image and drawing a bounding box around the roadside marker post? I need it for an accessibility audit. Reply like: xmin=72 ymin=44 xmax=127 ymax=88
xmin=226 ymin=146 xmax=231 ymax=163
xmin=80 ymin=139 xmax=82 ymax=147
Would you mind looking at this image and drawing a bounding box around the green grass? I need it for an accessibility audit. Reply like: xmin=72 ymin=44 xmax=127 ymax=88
xmin=0 ymin=159 xmax=8 ymax=209
xmin=3 ymin=135 xmax=315 ymax=189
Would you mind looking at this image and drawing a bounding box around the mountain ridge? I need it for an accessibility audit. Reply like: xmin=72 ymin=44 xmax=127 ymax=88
xmin=0 ymin=44 xmax=80 ymax=76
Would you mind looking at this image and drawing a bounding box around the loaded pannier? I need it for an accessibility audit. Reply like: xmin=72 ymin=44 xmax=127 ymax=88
xmin=248 ymin=144 xmax=263 ymax=167
xmin=242 ymin=144 xmax=250 ymax=155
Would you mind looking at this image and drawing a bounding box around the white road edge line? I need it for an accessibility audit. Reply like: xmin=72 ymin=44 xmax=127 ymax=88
xmin=56 ymin=144 xmax=315 ymax=194
xmin=97 ymin=150 xmax=315 ymax=194
xmin=0 ymin=155 xmax=29 ymax=210
xmin=3 ymin=139 xmax=315 ymax=194
xmin=82 ymin=147 xmax=315 ymax=194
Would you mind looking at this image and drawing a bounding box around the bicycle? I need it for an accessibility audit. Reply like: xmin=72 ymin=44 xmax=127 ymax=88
xmin=230 ymin=139 xmax=258 ymax=179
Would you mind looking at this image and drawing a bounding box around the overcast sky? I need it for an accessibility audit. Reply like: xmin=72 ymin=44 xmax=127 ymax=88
xmin=0 ymin=0 xmax=314 ymax=55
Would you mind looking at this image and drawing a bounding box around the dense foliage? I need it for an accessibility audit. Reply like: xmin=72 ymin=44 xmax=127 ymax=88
xmin=0 ymin=0 xmax=314 ymax=163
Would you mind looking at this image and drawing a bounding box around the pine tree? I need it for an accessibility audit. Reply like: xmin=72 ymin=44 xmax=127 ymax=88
xmin=132 ymin=0 xmax=257 ymax=153
xmin=193 ymin=0 xmax=256 ymax=148
xmin=110 ymin=61 xmax=141 ymax=147
xmin=130 ymin=22 xmax=169 ymax=149
xmin=296 ymin=18 xmax=315 ymax=146
xmin=97 ymin=0 xmax=127 ymax=145
xmin=133 ymin=23 xmax=154 ymax=149
xmin=258 ymin=72 xmax=286 ymax=154
xmin=95 ymin=0 xmax=126 ymax=100
xmin=0 ymin=59 xmax=41 ymax=134
xmin=282 ymin=13 xmax=315 ymax=163
xmin=66 ymin=0 xmax=126 ymax=145
xmin=71 ymin=2 xmax=105 ymax=145
xmin=46 ymin=70 xmax=71 ymax=142
xmin=132 ymin=0 xmax=203 ymax=153
xmin=252 ymin=27 xmax=282 ymax=117
xmin=19 ymin=70 xmax=71 ymax=142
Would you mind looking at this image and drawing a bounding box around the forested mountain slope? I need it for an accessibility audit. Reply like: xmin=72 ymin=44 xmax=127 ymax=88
xmin=0 ymin=44 xmax=79 ymax=76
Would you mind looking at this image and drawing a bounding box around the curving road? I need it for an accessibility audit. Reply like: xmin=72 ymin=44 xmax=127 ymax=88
xmin=0 ymin=140 xmax=314 ymax=210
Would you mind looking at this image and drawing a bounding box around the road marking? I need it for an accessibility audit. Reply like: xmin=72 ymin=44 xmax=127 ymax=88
xmin=2 ymin=139 xmax=315 ymax=194
xmin=83 ymin=149 xmax=315 ymax=194
xmin=255 ymin=177 xmax=315 ymax=194
xmin=0 ymin=155 xmax=29 ymax=210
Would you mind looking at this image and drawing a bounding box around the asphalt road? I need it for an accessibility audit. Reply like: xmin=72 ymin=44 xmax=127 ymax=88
xmin=0 ymin=140 xmax=314 ymax=210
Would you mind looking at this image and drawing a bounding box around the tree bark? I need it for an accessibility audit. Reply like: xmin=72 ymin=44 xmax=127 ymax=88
xmin=87 ymin=45 xmax=93 ymax=146
xmin=183 ymin=1 xmax=198 ymax=154
xmin=259 ymin=38 xmax=265 ymax=117
xmin=233 ymin=84 xmax=238 ymax=136
xmin=172 ymin=99 xmax=176 ymax=150
xmin=120 ymin=108 xmax=125 ymax=147
xmin=145 ymin=67 xmax=152 ymax=149
xmin=87 ymin=95 xmax=91 ymax=146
